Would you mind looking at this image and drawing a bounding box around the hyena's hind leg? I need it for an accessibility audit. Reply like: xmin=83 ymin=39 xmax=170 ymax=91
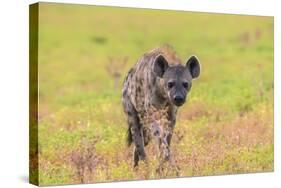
xmin=123 ymin=98 xmax=146 ymax=167
xmin=128 ymin=112 xmax=146 ymax=167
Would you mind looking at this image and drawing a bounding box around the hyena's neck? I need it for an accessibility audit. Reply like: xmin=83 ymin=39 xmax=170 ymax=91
xmin=151 ymin=92 xmax=168 ymax=109
xmin=151 ymin=78 xmax=169 ymax=108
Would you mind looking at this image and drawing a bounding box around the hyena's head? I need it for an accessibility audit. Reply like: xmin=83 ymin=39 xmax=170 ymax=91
xmin=153 ymin=55 xmax=201 ymax=106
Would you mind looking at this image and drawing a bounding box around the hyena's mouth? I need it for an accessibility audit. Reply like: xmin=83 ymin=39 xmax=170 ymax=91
xmin=173 ymin=100 xmax=185 ymax=107
xmin=168 ymin=92 xmax=185 ymax=106
xmin=172 ymin=97 xmax=186 ymax=106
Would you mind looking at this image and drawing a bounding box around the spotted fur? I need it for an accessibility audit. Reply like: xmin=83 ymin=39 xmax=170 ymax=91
xmin=122 ymin=45 xmax=200 ymax=167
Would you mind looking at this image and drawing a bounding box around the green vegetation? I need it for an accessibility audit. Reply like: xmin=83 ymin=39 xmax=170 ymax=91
xmin=32 ymin=2 xmax=273 ymax=186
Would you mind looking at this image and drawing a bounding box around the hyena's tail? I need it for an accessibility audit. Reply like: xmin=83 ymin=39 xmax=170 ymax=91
xmin=127 ymin=126 xmax=133 ymax=147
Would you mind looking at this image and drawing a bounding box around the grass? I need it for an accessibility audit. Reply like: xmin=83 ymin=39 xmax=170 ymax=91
xmin=31 ymin=2 xmax=273 ymax=186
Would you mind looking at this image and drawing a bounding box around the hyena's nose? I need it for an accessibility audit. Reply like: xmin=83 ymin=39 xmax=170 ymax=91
xmin=174 ymin=95 xmax=184 ymax=104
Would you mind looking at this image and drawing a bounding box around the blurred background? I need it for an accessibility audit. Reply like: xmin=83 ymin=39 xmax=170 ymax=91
xmin=32 ymin=2 xmax=273 ymax=185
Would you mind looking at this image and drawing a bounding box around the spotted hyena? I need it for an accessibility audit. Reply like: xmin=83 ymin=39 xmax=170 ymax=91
xmin=122 ymin=45 xmax=200 ymax=167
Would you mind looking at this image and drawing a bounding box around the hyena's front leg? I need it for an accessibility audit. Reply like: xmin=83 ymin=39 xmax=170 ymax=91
xmin=128 ymin=115 xmax=146 ymax=167
xmin=167 ymin=107 xmax=177 ymax=146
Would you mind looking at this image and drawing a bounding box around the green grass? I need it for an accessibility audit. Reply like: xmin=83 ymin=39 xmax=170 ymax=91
xmin=31 ymin=2 xmax=273 ymax=186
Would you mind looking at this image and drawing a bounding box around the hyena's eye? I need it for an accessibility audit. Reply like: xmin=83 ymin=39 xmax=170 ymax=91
xmin=182 ymin=82 xmax=189 ymax=89
xmin=167 ymin=81 xmax=175 ymax=89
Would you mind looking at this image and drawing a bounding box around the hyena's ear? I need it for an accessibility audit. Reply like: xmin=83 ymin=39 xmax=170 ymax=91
xmin=186 ymin=55 xmax=200 ymax=79
xmin=153 ymin=54 xmax=169 ymax=77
